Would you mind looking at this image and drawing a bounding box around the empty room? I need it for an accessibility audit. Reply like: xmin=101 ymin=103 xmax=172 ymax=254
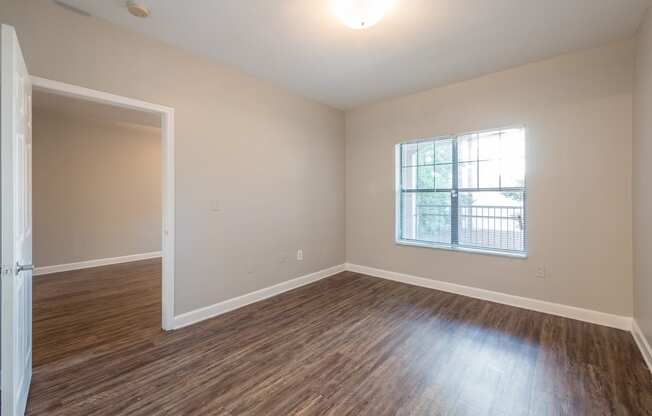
xmin=0 ymin=1 xmax=651 ymax=415
xmin=30 ymin=89 xmax=163 ymax=367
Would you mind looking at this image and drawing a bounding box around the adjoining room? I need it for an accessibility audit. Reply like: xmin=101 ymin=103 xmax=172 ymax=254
xmin=30 ymin=89 xmax=164 ymax=367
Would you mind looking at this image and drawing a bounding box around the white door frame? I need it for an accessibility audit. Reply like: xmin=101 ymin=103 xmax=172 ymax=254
xmin=30 ymin=76 xmax=175 ymax=331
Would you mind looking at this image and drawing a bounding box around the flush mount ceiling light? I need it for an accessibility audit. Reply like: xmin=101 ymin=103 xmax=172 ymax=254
xmin=127 ymin=1 xmax=150 ymax=18
xmin=331 ymin=0 xmax=396 ymax=30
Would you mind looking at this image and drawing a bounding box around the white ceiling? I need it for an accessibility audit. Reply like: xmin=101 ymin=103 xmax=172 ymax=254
xmin=57 ymin=0 xmax=651 ymax=109
xmin=33 ymin=89 xmax=161 ymax=127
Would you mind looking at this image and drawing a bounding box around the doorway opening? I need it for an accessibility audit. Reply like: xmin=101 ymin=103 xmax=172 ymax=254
xmin=31 ymin=77 xmax=175 ymax=332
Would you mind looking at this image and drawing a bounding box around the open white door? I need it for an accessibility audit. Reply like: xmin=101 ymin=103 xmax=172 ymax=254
xmin=1 ymin=25 xmax=33 ymax=416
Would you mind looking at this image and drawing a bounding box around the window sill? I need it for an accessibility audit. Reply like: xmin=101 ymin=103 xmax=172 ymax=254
xmin=395 ymin=239 xmax=528 ymax=259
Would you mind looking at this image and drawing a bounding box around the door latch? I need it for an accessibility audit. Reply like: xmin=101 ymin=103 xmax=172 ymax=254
xmin=16 ymin=262 xmax=34 ymax=274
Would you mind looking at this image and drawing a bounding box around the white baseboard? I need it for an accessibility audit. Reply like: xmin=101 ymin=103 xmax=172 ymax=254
xmin=633 ymin=320 xmax=652 ymax=373
xmin=33 ymin=251 xmax=163 ymax=276
xmin=345 ymin=263 xmax=632 ymax=331
xmin=173 ymin=264 xmax=346 ymax=329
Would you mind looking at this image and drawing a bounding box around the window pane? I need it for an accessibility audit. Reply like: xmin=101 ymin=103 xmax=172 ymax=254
xmin=435 ymin=139 xmax=453 ymax=163
xmin=458 ymin=134 xmax=478 ymax=162
xmin=458 ymin=191 xmax=525 ymax=252
xmin=402 ymin=166 xmax=417 ymax=189
xmin=435 ymin=163 xmax=452 ymax=189
xmin=416 ymin=192 xmax=451 ymax=244
xmin=478 ymin=131 xmax=501 ymax=161
xmin=479 ymin=160 xmax=500 ymax=188
xmin=418 ymin=141 xmax=435 ymax=165
xmin=417 ymin=207 xmax=451 ymax=244
xmin=402 ymin=142 xmax=418 ymax=166
xmin=458 ymin=161 xmax=477 ymax=189
xmin=417 ymin=165 xmax=435 ymax=189
xmin=501 ymin=157 xmax=525 ymax=188
xmin=417 ymin=191 xmax=450 ymax=206
xmin=401 ymin=192 xmax=451 ymax=244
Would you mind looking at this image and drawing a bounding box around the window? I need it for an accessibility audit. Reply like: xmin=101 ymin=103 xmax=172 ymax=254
xmin=396 ymin=127 xmax=527 ymax=257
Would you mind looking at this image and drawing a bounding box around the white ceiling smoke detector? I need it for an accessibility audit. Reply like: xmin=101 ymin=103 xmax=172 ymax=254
xmin=127 ymin=1 xmax=150 ymax=18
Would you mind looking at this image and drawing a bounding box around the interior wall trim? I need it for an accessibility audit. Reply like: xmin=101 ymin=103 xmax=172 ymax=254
xmin=33 ymin=252 xmax=163 ymax=276
xmin=344 ymin=263 xmax=633 ymax=331
xmin=173 ymin=264 xmax=346 ymax=329
xmin=633 ymin=319 xmax=652 ymax=373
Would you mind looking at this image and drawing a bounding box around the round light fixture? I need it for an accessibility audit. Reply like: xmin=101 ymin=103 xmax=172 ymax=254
xmin=331 ymin=0 xmax=396 ymax=30
xmin=127 ymin=1 xmax=150 ymax=18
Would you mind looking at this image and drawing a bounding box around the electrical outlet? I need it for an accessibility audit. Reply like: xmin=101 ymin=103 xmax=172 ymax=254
xmin=297 ymin=249 xmax=303 ymax=261
xmin=536 ymin=266 xmax=546 ymax=279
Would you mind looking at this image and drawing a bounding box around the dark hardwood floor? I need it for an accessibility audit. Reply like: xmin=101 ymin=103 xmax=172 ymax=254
xmin=28 ymin=259 xmax=652 ymax=415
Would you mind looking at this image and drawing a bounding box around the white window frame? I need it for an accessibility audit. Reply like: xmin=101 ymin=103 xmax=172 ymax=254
xmin=394 ymin=126 xmax=528 ymax=259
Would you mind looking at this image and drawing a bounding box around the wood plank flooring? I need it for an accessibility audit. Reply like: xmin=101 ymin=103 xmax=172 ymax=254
xmin=28 ymin=259 xmax=652 ymax=415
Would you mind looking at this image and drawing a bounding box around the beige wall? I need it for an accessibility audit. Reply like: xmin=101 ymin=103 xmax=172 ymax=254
xmin=33 ymin=107 xmax=161 ymax=268
xmin=0 ymin=1 xmax=641 ymax=322
xmin=634 ymin=8 xmax=652 ymax=340
xmin=0 ymin=0 xmax=345 ymax=315
xmin=346 ymin=41 xmax=635 ymax=316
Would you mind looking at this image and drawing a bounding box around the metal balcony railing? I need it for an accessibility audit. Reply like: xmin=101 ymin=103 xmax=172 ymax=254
xmin=407 ymin=204 xmax=526 ymax=252
xmin=458 ymin=205 xmax=525 ymax=252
